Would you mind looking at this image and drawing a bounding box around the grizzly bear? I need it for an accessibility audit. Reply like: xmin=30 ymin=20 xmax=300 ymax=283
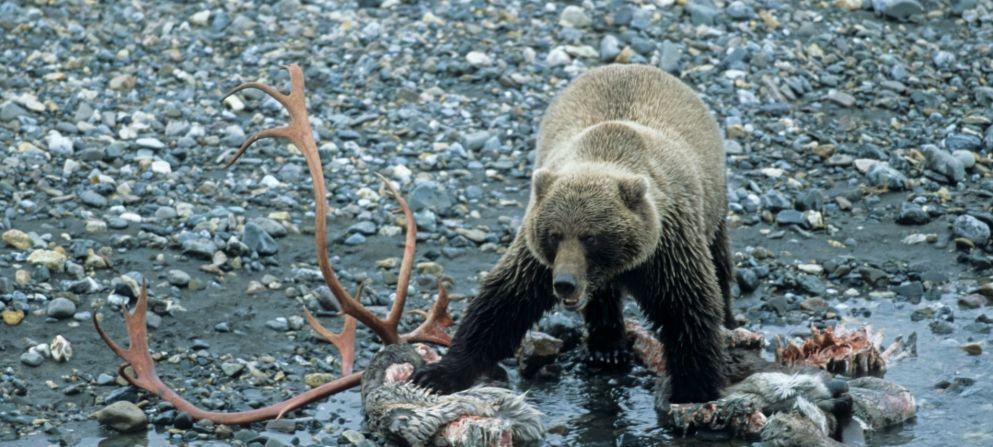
xmin=413 ymin=64 xmax=734 ymax=403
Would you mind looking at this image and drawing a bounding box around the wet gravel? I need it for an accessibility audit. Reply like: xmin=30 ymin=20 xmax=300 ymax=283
xmin=2 ymin=0 xmax=993 ymax=446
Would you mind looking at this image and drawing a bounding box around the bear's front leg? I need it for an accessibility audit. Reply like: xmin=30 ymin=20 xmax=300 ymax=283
xmin=412 ymin=237 xmax=554 ymax=394
xmin=623 ymin=239 xmax=728 ymax=403
xmin=583 ymin=285 xmax=630 ymax=368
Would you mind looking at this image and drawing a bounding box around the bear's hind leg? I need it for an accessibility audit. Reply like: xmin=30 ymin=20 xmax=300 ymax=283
xmin=710 ymin=219 xmax=737 ymax=328
xmin=583 ymin=285 xmax=630 ymax=368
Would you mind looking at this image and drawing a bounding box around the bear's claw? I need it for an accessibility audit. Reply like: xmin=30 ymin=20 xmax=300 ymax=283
xmin=585 ymin=346 xmax=631 ymax=368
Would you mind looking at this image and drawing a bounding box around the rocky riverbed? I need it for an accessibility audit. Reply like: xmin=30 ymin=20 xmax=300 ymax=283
xmin=2 ymin=0 xmax=993 ymax=446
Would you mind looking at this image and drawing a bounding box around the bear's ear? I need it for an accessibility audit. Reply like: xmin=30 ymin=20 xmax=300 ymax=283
xmin=532 ymin=168 xmax=556 ymax=201
xmin=618 ymin=176 xmax=649 ymax=210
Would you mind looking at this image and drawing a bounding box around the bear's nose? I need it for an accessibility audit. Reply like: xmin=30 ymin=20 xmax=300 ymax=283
xmin=553 ymin=273 xmax=577 ymax=297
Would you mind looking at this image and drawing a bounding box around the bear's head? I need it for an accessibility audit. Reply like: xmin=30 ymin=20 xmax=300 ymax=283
xmin=524 ymin=167 xmax=660 ymax=310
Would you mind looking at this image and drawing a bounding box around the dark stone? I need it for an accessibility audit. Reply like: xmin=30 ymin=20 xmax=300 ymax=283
xmin=736 ymin=268 xmax=759 ymax=293
xmin=896 ymin=202 xmax=930 ymax=225
xmin=243 ymin=222 xmax=279 ymax=256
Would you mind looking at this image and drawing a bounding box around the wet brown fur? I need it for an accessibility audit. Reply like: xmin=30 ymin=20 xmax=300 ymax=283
xmin=414 ymin=64 xmax=734 ymax=403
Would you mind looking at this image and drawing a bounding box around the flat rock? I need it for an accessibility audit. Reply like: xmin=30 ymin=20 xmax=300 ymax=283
xmin=92 ymin=401 xmax=147 ymax=433
xmin=27 ymin=249 xmax=67 ymax=271
xmin=47 ymin=298 xmax=77 ymax=319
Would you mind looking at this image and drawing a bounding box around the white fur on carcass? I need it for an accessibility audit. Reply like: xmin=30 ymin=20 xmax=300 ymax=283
xmin=363 ymin=359 xmax=544 ymax=447
xmin=728 ymin=372 xmax=833 ymax=435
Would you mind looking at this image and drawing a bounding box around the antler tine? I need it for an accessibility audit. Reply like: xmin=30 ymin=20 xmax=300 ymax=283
xmin=303 ymin=283 xmax=364 ymax=376
xmin=377 ymin=174 xmax=417 ymax=329
xmin=304 ymin=310 xmax=357 ymax=376
xmin=223 ymin=127 xmax=293 ymax=168
xmin=225 ymin=64 xmax=400 ymax=345
xmin=402 ymin=282 xmax=454 ymax=346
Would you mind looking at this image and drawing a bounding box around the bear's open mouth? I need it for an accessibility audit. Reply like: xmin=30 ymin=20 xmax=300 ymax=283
xmin=561 ymin=296 xmax=581 ymax=310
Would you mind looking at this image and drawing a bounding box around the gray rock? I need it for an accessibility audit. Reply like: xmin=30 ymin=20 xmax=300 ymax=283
xmin=825 ymin=91 xmax=856 ymax=107
xmin=250 ymin=217 xmax=287 ymax=238
xmin=46 ymin=131 xmax=74 ymax=155
xmin=462 ymin=131 xmax=490 ymax=151
xmin=339 ymin=429 xmax=369 ymax=445
xmin=0 ymin=101 xmax=27 ymax=121
xmin=182 ymin=238 xmax=216 ymax=259
xmin=344 ymin=233 xmax=366 ymax=245
xmin=47 ymin=298 xmax=77 ymax=319
xmin=20 ymin=351 xmax=44 ymax=367
xmin=866 ymin=163 xmax=908 ymax=190
xmin=79 ymin=190 xmax=108 ymax=208
xmin=266 ymin=317 xmax=289 ymax=332
xmin=946 ymin=134 xmax=982 ymax=152
xmin=686 ymin=3 xmax=717 ymax=25
xmin=923 ymin=145 xmax=965 ymax=184
xmin=873 ymin=0 xmax=923 ymax=20
xmin=243 ymin=222 xmax=278 ymax=256
xmin=167 ymin=270 xmax=190 ymax=287
xmin=515 ymin=331 xmax=563 ymax=378
xmin=985 ymin=125 xmax=993 ymax=151
xmin=96 ymin=373 xmax=116 ymax=386
xmin=559 ymin=5 xmax=591 ymax=28
xmin=221 ymin=362 xmax=244 ymax=377
xmin=776 ymin=210 xmax=806 ymax=227
xmin=347 ymin=221 xmax=377 ymax=235
xmin=953 ymin=150 xmax=976 ymax=169
xmin=92 ymin=401 xmax=147 ymax=433
xmin=795 ymin=189 xmax=824 ymax=212
xmin=408 ymin=181 xmax=452 ymax=213
xmin=896 ymin=202 xmax=929 ymax=225
xmin=951 ymin=0 xmax=977 ymax=15
xmin=953 ymin=215 xmax=990 ymax=245
xmin=726 ymin=1 xmax=753 ymax=19
xmin=659 ymin=40 xmax=682 ymax=73
xmin=599 ymin=35 xmax=621 ymax=62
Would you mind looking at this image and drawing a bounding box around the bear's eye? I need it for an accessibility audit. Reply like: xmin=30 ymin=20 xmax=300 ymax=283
xmin=579 ymin=234 xmax=596 ymax=245
xmin=548 ymin=231 xmax=563 ymax=243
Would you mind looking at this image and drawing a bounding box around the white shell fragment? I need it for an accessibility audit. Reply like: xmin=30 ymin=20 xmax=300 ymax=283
xmin=50 ymin=335 xmax=73 ymax=362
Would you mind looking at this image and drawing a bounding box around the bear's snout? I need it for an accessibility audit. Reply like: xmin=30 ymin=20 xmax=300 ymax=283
xmin=551 ymin=239 xmax=588 ymax=310
xmin=553 ymin=273 xmax=578 ymax=298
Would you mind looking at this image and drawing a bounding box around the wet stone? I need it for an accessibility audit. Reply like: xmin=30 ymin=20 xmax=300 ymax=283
xmin=737 ymin=268 xmax=760 ymax=293
xmin=47 ymin=298 xmax=77 ymax=319
xmin=958 ymin=294 xmax=986 ymax=309
xmin=20 ymin=351 xmax=43 ymax=367
xmin=344 ymin=233 xmax=366 ymax=245
xmin=897 ymin=202 xmax=930 ymax=225
xmin=516 ymin=331 xmax=563 ymax=378
xmin=167 ymin=270 xmax=191 ymax=287
xmin=347 ymin=221 xmax=377 ymax=235
xmin=92 ymin=401 xmax=147 ymax=433
xmin=182 ymin=239 xmax=216 ymax=259
xmin=96 ymin=373 xmax=116 ymax=386
xmin=776 ymin=210 xmax=806 ymax=227
xmin=946 ymin=134 xmax=982 ymax=152
xmin=923 ymin=145 xmax=965 ymax=184
xmin=264 ymin=419 xmax=297 ymax=433
xmin=873 ymin=0 xmax=923 ymax=21
xmin=866 ymin=163 xmax=908 ymax=190
xmin=408 ymin=181 xmax=452 ymax=213
xmin=243 ymin=222 xmax=278 ymax=256
xmin=559 ymin=5 xmax=591 ymax=28
xmin=953 ymin=215 xmax=990 ymax=245
xmin=929 ymin=320 xmax=954 ymax=335
xmin=79 ymin=190 xmax=108 ymax=208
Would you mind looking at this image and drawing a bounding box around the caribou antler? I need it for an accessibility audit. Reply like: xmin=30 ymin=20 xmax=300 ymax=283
xmin=94 ymin=282 xmax=362 ymax=424
xmin=93 ymin=64 xmax=452 ymax=425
